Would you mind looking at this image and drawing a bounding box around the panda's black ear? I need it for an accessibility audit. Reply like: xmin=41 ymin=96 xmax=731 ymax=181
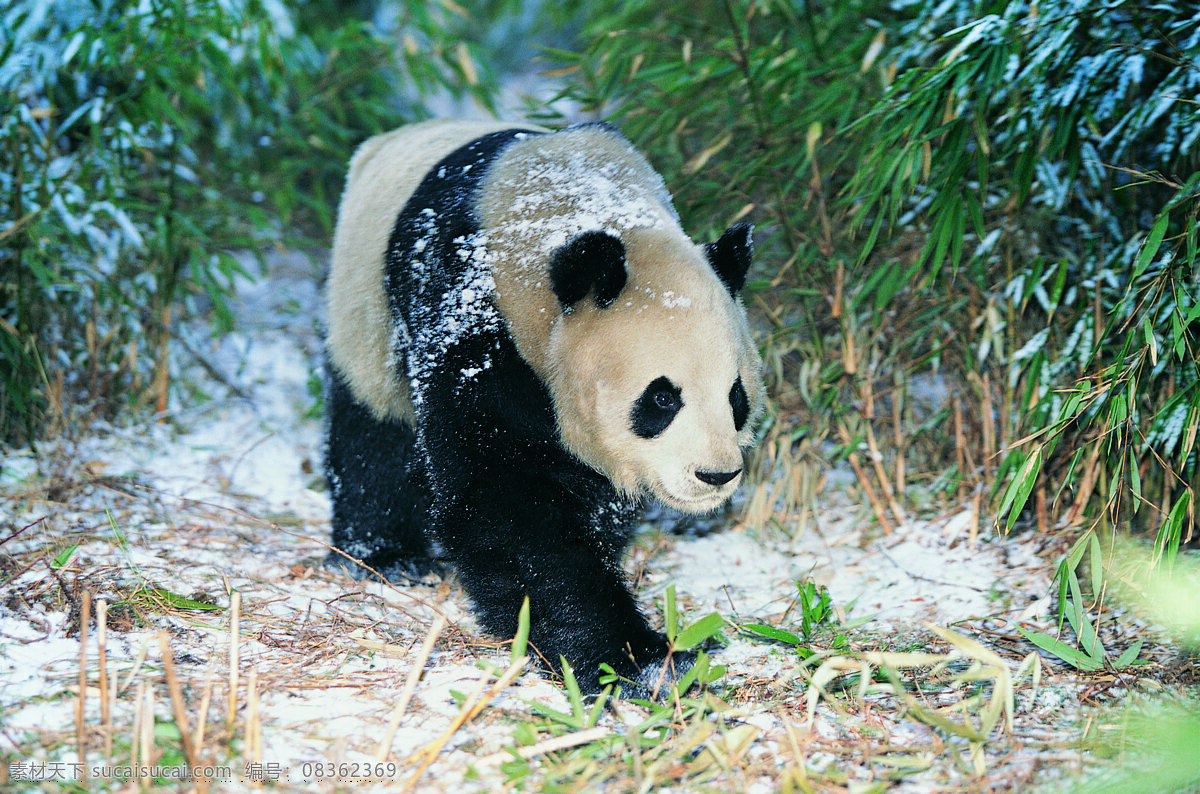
xmin=549 ymin=230 xmax=627 ymax=311
xmin=704 ymin=223 xmax=753 ymax=296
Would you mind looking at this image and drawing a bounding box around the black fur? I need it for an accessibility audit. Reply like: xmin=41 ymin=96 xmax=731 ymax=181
xmin=549 ymin=230 xmax=628 ymax=310
xmin=730 ymin=376 xmax=750 ymax=431
xmin=630 ymin=376 xmax=682 ymax=440
xmin=326 ymin=128 xmax=692 ymax=699
xmin=705 ymin=223 xmax=754 ymax=295
xmin=325 ymin=362 xmax=437 ymax=581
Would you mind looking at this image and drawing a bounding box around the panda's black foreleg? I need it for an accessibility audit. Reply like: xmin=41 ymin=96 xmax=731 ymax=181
xmin=324 ymin=363 xmax=438 ymax=582
xmin=427 ymin=481 xmax=695 ymax=700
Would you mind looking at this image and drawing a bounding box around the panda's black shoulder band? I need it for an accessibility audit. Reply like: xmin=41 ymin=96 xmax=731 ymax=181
xmin=549 ymin=230 xmax=628 ymax=311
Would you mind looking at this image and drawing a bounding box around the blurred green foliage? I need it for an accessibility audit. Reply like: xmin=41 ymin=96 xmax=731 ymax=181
xmin=0 ymin=0 xmax=491 ymax=442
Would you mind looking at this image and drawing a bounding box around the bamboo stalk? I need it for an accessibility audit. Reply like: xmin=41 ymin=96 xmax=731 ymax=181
xmin=970 ymin=485 xmax=982 ymax=550
xmin=154 ymin=305 xmax=172 ymax=416
xmin=374 ymin=614 xmax=446 ymax=762
xmin=980 ymin=373 xmax=995 ymax=480
xmin=1067 ymin=444 xmax=1103 ymax=526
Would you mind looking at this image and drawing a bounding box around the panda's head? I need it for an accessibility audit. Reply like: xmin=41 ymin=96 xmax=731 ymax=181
xmin=544 ymin=223 xmax=764 ymax=514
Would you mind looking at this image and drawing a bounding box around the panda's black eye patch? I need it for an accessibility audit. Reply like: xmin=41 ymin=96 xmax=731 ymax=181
xmin=631 ymin=376 xmax=682 ymax=439
xmin=730 ymin=377 xmax=749 ymax=431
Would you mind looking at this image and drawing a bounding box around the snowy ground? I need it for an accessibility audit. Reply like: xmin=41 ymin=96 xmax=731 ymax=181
xmin=0 ymin=251 xmax=1177 ymax=791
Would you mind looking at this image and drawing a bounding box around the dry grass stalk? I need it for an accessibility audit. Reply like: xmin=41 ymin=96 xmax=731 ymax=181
xmin=404 ymin=656 xmax=529 ymax=791
xmin=158 ymin=631 xmax=206 ymax=788
xmin=76 ymin=588 xmax=90 ymax=782
xmin=96 ymin=598 xmax=112 ymax=760
xmin=477 ymin=725 xmax=609 ymax=766
xmin=137 ymin=682 xmax=155 ymax=790
xmin=778 ymin=710 xmax=810 ymax=790
xmin=245 ymin=666 xmax=262 ymax=767
xmin=131 ymin=681 xmax=144 ymax=782
xmin=374 ymin=614 xmax=447 ymax=762
xmin=970 ymin=485 xmax=982 ymax=550
xmin=227 ymin=589 xmax=241 ymax=738
xmin=847 ymin=451 xmax=894 ymax=534
xmin=865 ymin=421 xmax=906 ymax=525
xmin=955 ymin=395 xmax=972 ymax=499
xmin=192 ymin=668 xmax=215 ymax=759
xmin=893 ymin=372 xmax=907 ymax=500
xmin=355 ymin=637 xmax=411 ymax=657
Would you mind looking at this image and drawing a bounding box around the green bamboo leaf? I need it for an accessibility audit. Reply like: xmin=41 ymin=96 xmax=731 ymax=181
xmin=1157 ymin=492 xmax=1190 ymax=567
xmin=1066 ymin=570 xmax=1105 ymax=660
xmin=673 ymin=612 xmax=727 ymax=651
xmin=998 ymin=445 xmax=1042 ymax=533
xmin=1113 ymin=639 xmax=1144 ymax=669
xmin=51 ymin=544 xmax=79 ymax=570
xmin=743 ymin=623 xmax=804 ymax=646
xmin=137 ymin=587 xmax=222 ymax=611
xmin=1018 ymin=628 xmax=1103 ymax=671
xmin=1134 ymin=212 xmax=1169 ymax=279
xmin=906 ymin=702 xmax=986 ymax=741
xmin=559 ymin=657 xmax=585 ymax=727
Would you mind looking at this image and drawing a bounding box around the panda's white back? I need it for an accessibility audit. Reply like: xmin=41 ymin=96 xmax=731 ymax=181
xmin=326 ymin=119 xmax=546 ymax=423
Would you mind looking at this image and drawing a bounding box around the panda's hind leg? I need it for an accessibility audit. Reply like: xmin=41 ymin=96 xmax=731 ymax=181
xmin=324 ymin=363 xmax=437 ymax=582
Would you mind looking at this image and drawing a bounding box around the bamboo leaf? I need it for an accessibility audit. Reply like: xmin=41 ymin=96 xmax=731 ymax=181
xmin=1113 ymin=639 xmax=1144 ymax=669
xmin=1018 ymin=628 xmax=1103 ymax=671
xmin=51 ymin=544 xmax=79 ymax=570
xmin=673 ymin=612 xmax=727 ymax=651
xmin=135 ymin=587 xmax=223 ymax=611
xmin=1134 ymin=212 xmax=1169 ymax=279
xmin=743 ymin=623 xmax=804 ymax=646
xmin=998 ymin=445 xmax=1043 ymax=533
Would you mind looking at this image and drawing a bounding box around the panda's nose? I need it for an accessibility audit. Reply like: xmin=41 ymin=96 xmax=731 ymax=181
xmin=695 ymin=468 xmax=741 ymax=487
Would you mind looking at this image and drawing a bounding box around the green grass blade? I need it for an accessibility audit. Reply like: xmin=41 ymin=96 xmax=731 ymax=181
xmin=511 ymin=596 xmax=530 ymax=664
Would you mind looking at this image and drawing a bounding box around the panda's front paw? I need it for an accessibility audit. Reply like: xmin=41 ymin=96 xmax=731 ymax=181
xmin=614 ymin=649 xmax=697 ymax=702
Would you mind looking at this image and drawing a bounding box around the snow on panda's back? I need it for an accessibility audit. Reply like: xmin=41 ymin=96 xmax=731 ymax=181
xmin=325 ymin=119 xmax=547 ymax=424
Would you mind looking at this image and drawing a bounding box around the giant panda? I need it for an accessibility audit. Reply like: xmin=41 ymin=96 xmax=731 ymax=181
xmin=324 ymin=119 xmax=764 ymax=699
